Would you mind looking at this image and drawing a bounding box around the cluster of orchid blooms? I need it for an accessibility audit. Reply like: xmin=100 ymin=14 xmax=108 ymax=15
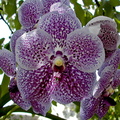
xmin=0 ymin=0 xmax=120 ymax=119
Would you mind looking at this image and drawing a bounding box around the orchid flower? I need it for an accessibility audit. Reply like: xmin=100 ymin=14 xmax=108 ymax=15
xmin=0 ymin=49 xmax=16 ymax=76
xmin=86 ymin=16 xmax=120 ymax=51
xmin=0 ymin=1 xmax=105 ymax=116
xmin=14 ymin=25 xmax=104 ymax=115
xmin=80 ymin=69 xmax=120 ymax=120
xmin=18 ymin=0 xmax=70 ymax=31
xmin=93 ymin=49 xmax=120 ymax=98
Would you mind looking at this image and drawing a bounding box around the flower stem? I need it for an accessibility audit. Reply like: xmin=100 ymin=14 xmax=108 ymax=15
xmin=0 ymin=13 xmax=13 ymax=34
xmin=1 ymin=105 xmax=20 ymax=120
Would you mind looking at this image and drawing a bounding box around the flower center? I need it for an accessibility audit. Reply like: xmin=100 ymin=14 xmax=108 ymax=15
xmin=103 ymin=85 xmax=114 ymax=97
xmin=54 ymin=57 xmax=64 ymax=66
xmin=52 ymin=56 xmax=65 ymax=72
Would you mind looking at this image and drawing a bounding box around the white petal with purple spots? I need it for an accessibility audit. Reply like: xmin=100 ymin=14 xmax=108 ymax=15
xmin=93 ymin=49 xmax=120 ymax=98
xmin=37 ymin=10 xmax=81 ymax=47
xmin=65 ymin=28 xmax=105 ymax=73
xmin=30 ymin=99 xmax=51 ymax=116
xmin=15 ymin=29 xmax=53 ymax=70
xmin=9 ymin=78 xmax=31 ymax=111
xmin=0 ymin=49 xmax=16 ymax=76
xmin=52 ymin=64 xmax=96 ymax=104
xmin=16 ymin=63 xmax=53 ymax=103
xmin=41 ymin=0 xmax=70 ymax=14
xmin=86 ymin=16 xmax=119 ymax=50
xmin=18 ymin=0 xmax=43 ymax=29
xmin=50 ymin=2 xmax=75 ymax=16
xmin=10 ymin=29 xmax=25 ymax=54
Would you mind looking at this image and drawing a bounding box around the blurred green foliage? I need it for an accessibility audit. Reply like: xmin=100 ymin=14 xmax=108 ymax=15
xmin=0 ymin=0 xmax=120 ymax=119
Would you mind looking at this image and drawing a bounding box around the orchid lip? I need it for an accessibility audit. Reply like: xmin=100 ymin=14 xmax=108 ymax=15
xmin=52 ymin=56 xmax=65 ymax=72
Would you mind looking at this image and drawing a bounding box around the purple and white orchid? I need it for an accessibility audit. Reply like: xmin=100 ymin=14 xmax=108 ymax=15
xmin=1 ymin=0 xmax=120 ymax=119
xmin=80 ymin=69 xmax=120 ymax=120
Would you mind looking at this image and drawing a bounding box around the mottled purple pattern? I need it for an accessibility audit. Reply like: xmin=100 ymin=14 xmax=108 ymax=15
xmin=86 ymin=16 xmax=117 ymax=30
xmin=93 ymin=49 xmax=120 ymax=98
xmin=80 ymin=96 xmax=111 ymax=120
xmin=41 ymin=0 xmax=70 ymax=14
xmin=18 ymin=0 xmax=43 ymax=29
xmin=105 ymin=49 xmax=116 ymax=60
xmin=52 ymin=64 xmax=96 ymax=104
xmin=86 ymin=16 xmax=119 ymax=50
xmin=96 ymin=98 xmax=110 ymax=118
xmin=0 ymin=49 xmax=16 ymax=76
xmin=10 ymin=29 xmax=25 ymax=54
xmin=80 ymin=96 xmax=100 ymax=120
xmin=112 ymin=69 xmax=120 ymax=89
xmin=65 ymin=28 xmax=105 ymax=73
xmin=37 ymin=11 xmax=81 ymax=47
xmin=17 ymin=63 xmax=53 ymax=102
xmin=9 ymin=78 xmax=31 ymax=110
xmin=98 ymin=23 xmax=119 ymax=50
xmin=15 ymin=29 xmax=53 ymax=70
xmin=30 ymin=99 xmax=51 ymax=116
xmin=50 ymin=2 xmax=75 ymax=16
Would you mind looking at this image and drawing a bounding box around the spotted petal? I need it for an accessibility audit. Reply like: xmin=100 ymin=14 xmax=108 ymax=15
xmin=18 ymin=0 xmax=43 ymax=30
xmin=30 ymin=99 xmax=51 ymax=116
xmin=41 ymin=0 xmax=70 ymax=14
xmin=112 ymin=69 xmax=120 ymax=89
xmin=86 ymin=16 xmax=119 ymax=50
xmin=51 ymin=64 xmax=96 ymax=104
xmin=80 ymin=95 xmax=112 ymax=120
xmin=96 ymin=97 xmax=110 ymax=118
xmin=16 ymin=63 xmax=53 ymax=103
xmin=15 ymin=29 xmax=53 ymax=70
xmin=93 ymin=49 xmax=120 ymax=98
xmin=37 ymin=10 xmax=81 ymax=47
xmin=0 ymin=49 xmax=16 ymax=76
xmin=50 ymin=2 xmax=75 ymax=16
xmin=104 ymin=49 xmax=116 ymax=60
xmin=9 ymin=78 xmax=31 ymax=110
xmin=80 ymin=96 xmax=100 ymax=120
xmin=10 ymin=29 xmax=25 ymax=54
xmin=65 ymin=28 xmax=105 ymax=73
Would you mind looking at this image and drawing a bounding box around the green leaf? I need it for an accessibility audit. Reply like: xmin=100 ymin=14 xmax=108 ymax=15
xmin=70 ymin=0 xmax=77 ymax=4
xmin=14 ymin=14 xmax=21 ymax=30
xmin=84 ymin=10 xmax=93 ymax=25
xmin=1 ymin=74 xmax=10 ymax=98
xmin=52 ymin=101 xmax=57 ymax=106
xmin=48 ymin=107 xmax=52 ymax=114
xmin=0 ymin=38 xmax=5 ymax=45
xmin=0 ymin=85 xmax=1 ymax=98
xmin=82 ymin=0 xmax=93 ymax=6
xmin=73 ymin=102 xmax=80 ymax=113
xmin=103 ymin=1 xmax=114 ymax=17
xmin=0 ymin=92 xmax=10 ymax=108
xmin=0 ymin=69 xmax=3 ymax=74
xmin=0 ymin=38 xmax=5 ymax=49
xmin=115 ymin=102 xmax=120 ymax=116
xmin=114 ymin=12 xmax=120 ymax=20
xmin=2 ymin=0 xmax=17 ymax=18
xmin=94 ymin=6 xmax=104 ymax=16
xmin=114 ymin=18 xmax=120 ymax=32
xmin=0 ymin=105 xmax=16 ymax=117
xmin=4 ymin=42 xmax=10 ymax=50
xmin=18 ymin=0 xmax=24 ymax=6
xmin=110 ymin=0 xmax=120 ymax=6
xmin=73 ymin=2 xmax=85 ymax=26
